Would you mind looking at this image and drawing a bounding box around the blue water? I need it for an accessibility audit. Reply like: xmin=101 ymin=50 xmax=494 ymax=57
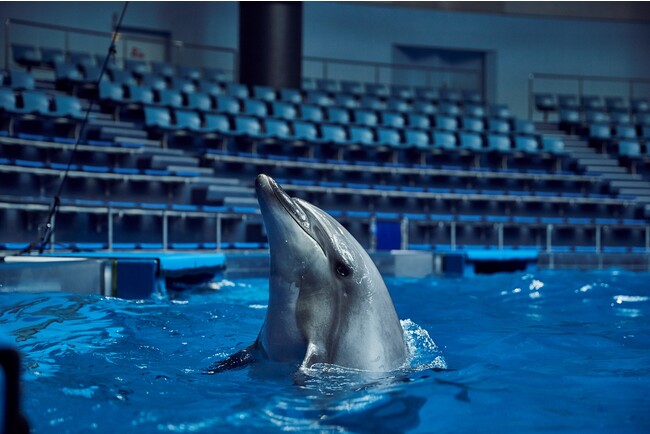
xmin=1 ymin=270 xmax=650 ymax=433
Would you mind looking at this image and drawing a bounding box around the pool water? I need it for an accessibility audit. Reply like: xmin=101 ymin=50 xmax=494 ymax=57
xmin=1 ymin=270 xmax=650 ymax=433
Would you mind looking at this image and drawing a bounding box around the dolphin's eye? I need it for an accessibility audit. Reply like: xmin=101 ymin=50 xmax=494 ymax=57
xmin=335 ymin=262 xmax=352 ymax=278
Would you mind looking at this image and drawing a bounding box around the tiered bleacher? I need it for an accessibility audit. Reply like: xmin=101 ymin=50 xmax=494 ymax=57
xmin=0 ymin=43 xmax=648 ymax=254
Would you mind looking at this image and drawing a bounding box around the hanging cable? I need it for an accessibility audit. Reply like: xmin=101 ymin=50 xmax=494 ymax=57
xmin=18 ymin=1 xmax=129 ymax=256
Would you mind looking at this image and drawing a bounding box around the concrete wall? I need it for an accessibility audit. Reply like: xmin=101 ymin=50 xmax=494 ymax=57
xmin=2 ymin=1 xmax=650 ymax=117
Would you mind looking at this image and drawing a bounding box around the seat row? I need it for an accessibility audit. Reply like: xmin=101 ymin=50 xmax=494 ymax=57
xmin=143 ymin=106 xmax=565 ymax=157
xmin=535 ymin=93 xmax=650 ymax=118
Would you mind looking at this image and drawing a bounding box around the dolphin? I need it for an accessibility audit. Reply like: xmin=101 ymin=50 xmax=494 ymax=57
xmin=209 ymin=174 xmax=408 ymax=373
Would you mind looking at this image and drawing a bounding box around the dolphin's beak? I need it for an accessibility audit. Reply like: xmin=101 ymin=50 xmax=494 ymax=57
xmin=256 ymin=174 xmax=310 ymax=230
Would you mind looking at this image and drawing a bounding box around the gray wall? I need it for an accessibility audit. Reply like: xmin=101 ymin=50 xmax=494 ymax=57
xmin=2 ymin=1 xmax=650 ymax=117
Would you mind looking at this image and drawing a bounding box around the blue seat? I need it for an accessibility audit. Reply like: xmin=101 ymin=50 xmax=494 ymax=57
xmin=299 ymin=105 xmax=324 ymax=122
xmin=559 ymin=109 xmax=580 ymax=126
xmin=341 ymin=80 xmax=364 ymax=95
xmin=514 ymin=119 xmax=535 ymax=135
xmin=432 ymin=130 xmax=456 ymax=150
xmin=334 ymin=94 xmax=358 ymax=109
xmin=174 ymin=109 xmax=202 ymax=130
xmin=581 ymin=95 xmax=603 ymax=111
xmin=202 ymin=68 xmax=226 ymax=82
xmin=302 ymin=77 xmax=316 ymax=91
xmin=558 ymin=94 xmax=579 ymax=109
xmin=407 ymin=113 xmax=431 ymax=129
xmin=391 ymin=85 xmax=414 ymax=99
xmin=69 ymin=51 xmax=97 ymax=69
xmin=151 ymin=61 xmax=176 ymax=78
xmin=487 ymin=134 xmax=511 ymax=152
xmin=142 ymin=73 xmax=167 ymax=91
xmin=610 ymin=112 xmax=631 ymax=124
xmin=243 ymin=99 xmax=268 ymax=117
xmin=0 ymin=88 xmax=17 ymax=112
xmin=320 ymin=124 xmax=347 ymax=144
xmin=615 ymin=124 xmax=637 ymax=139
xmin=326 ymin=107 xmax=351 ymax=124
xmin=542 ymin=136 xmax=565 ymax=153
xmin=605 ymin=96 xmax=627 ymax=113
xmin=387 ymin=98 xmax=410 ymax=112
xmin=170 ymin=77 xmax=196 ymax=94
xmin=234 ymin=116 xmax=262 ymax=136
xmin=108 ymin=68 xmax=137 ymax=86
xmin=203 ymin=113 xmax=231 ymax=134
xmin=405 ymin=129 xmax=431 ymax=148
xmin=215 ymin=95 xmax=240 ymax=114
xmin=376 ymin=128 xmax=402 ymax=147
xmin=438 ymin=102 xmax=461 ymax=116
xmin=514 ymin=135 xmax=539 ymax=153
xmin=187 ymin=92 xmax=213 ymax=111
xmin=349 ymin=125 xmax=375 ymax=146
xmin=41 ymin=47 xmax=66 ymax=67
xmin=316 ymin=79 xmax=341 ymax=93
xmin=380 ymin=111 xmax=405 ymax=128
xmin=17 ymin=90 xmax=51 ymax=115
xmin=272 ymin=101 xmax=297 ymax=120
xmin=439 ymin=88 xmax=461 ymax=103
xmin=125 ymin=59 xmax=150 ymax=76
xmin=157 ymin=89 xmax=184 ymax=108
xmin=490 ymin=104 xmax=511 ymax=119
xmin=459 ymin=132 xmax=483 ymax=151
xmin=461 ymin=117 xmax=484 ymax=133
xmin=413 ymin=100 xmax=436 ymax=115
xmin=435 ymin=115 xmax=458 ymax=131
xmin=292 ymin=121 xmax=318 ymax=141
xmin=365 ymin=83 xmax=390 ymax=97
xmin=126 ymin=85 xmax=154 ymax=105
xmin=253 ymin=86 xmax=277 ymax=101
xmin=534 ymin=93 xmax=557 ymax=116
xmin=99 ymin=81 xmax=125 ymax=103
xmin=52 ymin=95 xmax=84 ymax=119
xmin=55 ymin=63 xmax=83 ymax=85
xmin=280 ymin=88 xmax=303 ymax=104
xmin=618 ymin=140 xmax=641 ymax=157
xmin=178 ymin=65 xmax=202 ymax=80
xmin=415 ymin=87 xmax=439 ymax=101
xmin=354 ymin=110 xmax=378 ymax=127
xmin=360 ymin=95 xmax=386 ymax=111
xmin=198 ymin=80 xmax=223 ymax=97
xmin=306 ymin=90 xmax=332 ymax=106
xmin=144 ymin=106 xmax=172 ymax=129
xmin=263 ymin=118 xmax=291 ymax=139
xmin=585 ymin=110 xmax=610 ymax=124
xmin=462 ymin=90 xmax=482 ymax=104
xmin=631 ymin=98 xmax=649 ymax=114
xmin=589 ymin=123 xmax=611 ymax=140
xmin=7 ymin=70 xmax=35 ymax=90
xmin=12 ymin=44 xmax=42 ymax=69
xmin=463 ymin=104 xmax=486 ymax=118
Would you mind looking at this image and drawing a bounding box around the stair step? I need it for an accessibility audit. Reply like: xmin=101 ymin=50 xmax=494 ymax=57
xmin=610 ymin=180 xmax=650 ymax=189
xmin=578 ymin=158 xmax=619 ymax=166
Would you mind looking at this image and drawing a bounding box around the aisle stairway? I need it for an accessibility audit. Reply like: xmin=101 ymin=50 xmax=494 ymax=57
xmin=536 ymin=122 xmax=650 ymax=206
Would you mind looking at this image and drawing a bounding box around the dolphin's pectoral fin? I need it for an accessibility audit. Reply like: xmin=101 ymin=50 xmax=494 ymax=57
xmin=204 ymin=345 xmax=257 ymax=374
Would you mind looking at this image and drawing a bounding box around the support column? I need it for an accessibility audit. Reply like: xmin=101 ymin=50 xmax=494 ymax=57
xmin=239 ymin=2 xmax=303 ymax=89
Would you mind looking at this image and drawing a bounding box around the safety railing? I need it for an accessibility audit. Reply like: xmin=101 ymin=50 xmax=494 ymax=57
xmin=527 ymin=72 xmax=650 ymax=119
xmin=4 ymin=18 xmax=239 ymax=79
xmin=303 ymin=55 xmax=484 ymax=97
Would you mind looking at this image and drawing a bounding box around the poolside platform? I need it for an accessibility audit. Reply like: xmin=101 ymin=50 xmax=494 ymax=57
xmin=0 ymin=252 xmax=226 ymax=299
xmin=1 ymin=248 xmax=648 ymax=299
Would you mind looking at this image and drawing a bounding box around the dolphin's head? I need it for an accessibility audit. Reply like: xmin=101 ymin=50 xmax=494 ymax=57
xmin=255 ymin=174 xmax=367 ymax=285
xmin=255 ymin=174 xmax=405 ymax=370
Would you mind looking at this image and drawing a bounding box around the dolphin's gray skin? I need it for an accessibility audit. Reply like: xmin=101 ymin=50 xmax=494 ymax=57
xmin=210 ymin=174 xmax=408 ymax=373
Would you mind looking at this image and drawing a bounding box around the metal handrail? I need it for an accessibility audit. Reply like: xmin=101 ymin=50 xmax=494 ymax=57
xmin=5 ymin=17 xmax=238 ymax=77
xmin=527 ymin=71 xmax=650 ymax=119
xmin=303 ymin=55 xmax=483 ymax=95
